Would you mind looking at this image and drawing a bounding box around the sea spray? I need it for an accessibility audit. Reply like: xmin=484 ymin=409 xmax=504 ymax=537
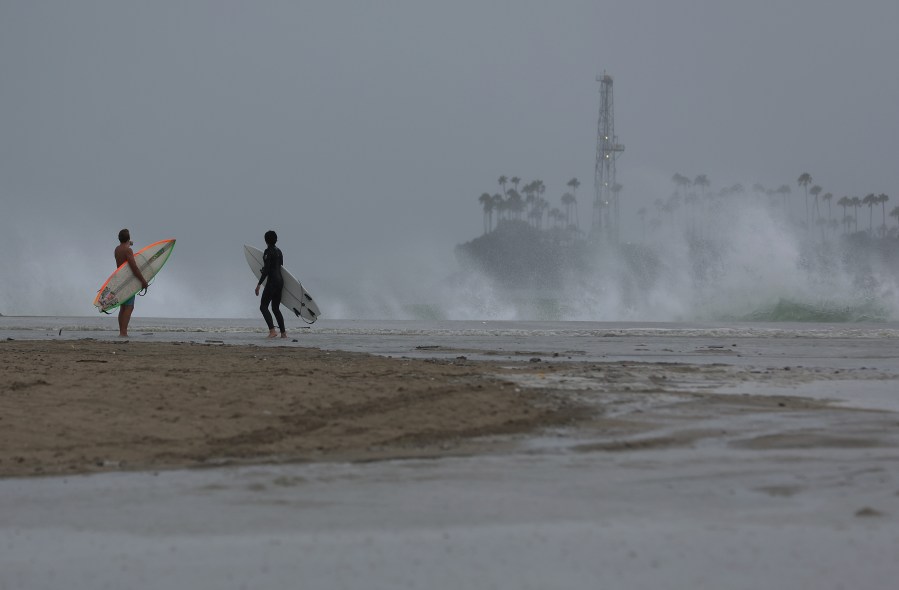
xmin=439 ymin=196 xmax=899 ymax=322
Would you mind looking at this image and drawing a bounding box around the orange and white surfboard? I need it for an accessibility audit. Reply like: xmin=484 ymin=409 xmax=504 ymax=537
xmin=93 ymin=239 xmax=176 ymax=313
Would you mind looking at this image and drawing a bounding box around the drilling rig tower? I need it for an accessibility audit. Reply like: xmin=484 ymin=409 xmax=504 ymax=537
xmin=592 ymin=73 xmax=625 ymax=242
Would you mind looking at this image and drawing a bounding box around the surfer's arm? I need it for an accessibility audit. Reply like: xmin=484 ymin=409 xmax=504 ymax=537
xmin=255 ymin=254 xmax=267 ymax=296
xmin=258 ymin=250 xmax=273 ymax=286
xmin=126 ymin=250 xmax=149 ymax=289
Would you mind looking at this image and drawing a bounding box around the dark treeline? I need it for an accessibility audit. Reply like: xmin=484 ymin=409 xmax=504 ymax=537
xmin=461 ymin=175 xmax=591 ymax=289
xmin=477 ymin=175 xmax=584 ymax=237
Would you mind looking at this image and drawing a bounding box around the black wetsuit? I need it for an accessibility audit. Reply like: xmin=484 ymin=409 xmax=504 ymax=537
xmin=258 ymin=246 xmax=285 ymax=332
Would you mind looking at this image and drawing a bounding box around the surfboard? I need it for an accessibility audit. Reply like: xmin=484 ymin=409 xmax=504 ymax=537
xmin=244 ymin=244 xmax=320 ymax=324
xmin=93 ymin=239 xmax=176 ymax=313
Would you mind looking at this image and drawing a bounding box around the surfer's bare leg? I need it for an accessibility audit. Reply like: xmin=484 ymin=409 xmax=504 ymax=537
xmin=118 ymin=304 xmax=134 ymax=337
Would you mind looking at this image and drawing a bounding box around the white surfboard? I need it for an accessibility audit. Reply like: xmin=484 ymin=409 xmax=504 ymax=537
xmin=94 ymin=239 xmax=176 ymax=313
xmin=244 ymin=245 xmax=320 ymax=324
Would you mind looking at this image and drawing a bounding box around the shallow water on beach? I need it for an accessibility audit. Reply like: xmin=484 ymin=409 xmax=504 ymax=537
xmin=4 ymin=316 xmax=899 ymax=364
xmin=4 ymin=315 xmax=899 ymax=345
xmin=5 ymin=315 xmax=899 ymax=411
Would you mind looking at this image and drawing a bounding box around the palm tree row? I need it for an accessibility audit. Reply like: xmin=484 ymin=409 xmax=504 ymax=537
xmin=794 ymin=172 xmax=893 ymax=238
xmin=638 ymin=171 xmax=896 ymax=241
xmin=478 ymin=171 xmax=898 ymax=243
xmin=478 ymin=176 xmax=582 ymax=234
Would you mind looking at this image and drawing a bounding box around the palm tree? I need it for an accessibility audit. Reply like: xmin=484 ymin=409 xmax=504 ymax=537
xmin=478 ymin=192 xmax=494 ymax=234
xmin=810 ymin=185 xmax=822 ymax=220
xmin=822 ymin=192 xmax=833 ymax=225
xmin=837 ymin=196 xmax=851 ymax=234
xmin=851 ymin=196 xmax=862 ymax=232
xmin=537 ymin=197 xmax=549 ymax=228
xmin=510 ymin=176 xmax=521 ymax=192
xmin=530 ymin=179 xmax=546 ymax=229
xmin=566 ymin=178 xmax=580 ymax=228
xmin=528 ymin=199 xmax=548 ymax=229
xmin=890 ymin=205 xmax=899 ymax=229
xmin=694 ymin=175 xmax=711 ymax=198
xmin=566 ymin=178 xmax=580 ymax=196
xmin=672 ymin=173 xmax=691 ymax=196
xmin=537 ymin=197 xmax=550 ymax=230
xmin=522 ymin=181 xmax=541 ymax=223
xmin=842 ymin=214 xmax=854 ymax=235
xmin=549 ymin=208 xmax=564 ymax=229
xmin=498 ymin=176 xmax=508 ymax=197
xmin=809 ymin=185 xmax=823 ymax=238
xmin=492 ymin=193 xmax=505 ymax=222
xmin=507 ymin=189 xmax=524 ymax=221
xmin=572 ymin=194 xmax=580 ymax=229
xmin=878 ymin=194 xmax=890 ymax=236
xmin=522 ymin=183 xmax=537 ymax=225
xmin=863 ymin=193 xmax=877 ymax=234
xmin=797 ymin=172 xmax=812 ymax=227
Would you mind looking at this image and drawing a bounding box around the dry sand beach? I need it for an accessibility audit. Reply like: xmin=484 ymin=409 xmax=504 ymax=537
xmin=3 ymin=333 xmax=899 ymax=589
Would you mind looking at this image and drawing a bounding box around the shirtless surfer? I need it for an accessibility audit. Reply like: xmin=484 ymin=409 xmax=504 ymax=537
xmin=114 ymin=229 xmax=149 ymax=337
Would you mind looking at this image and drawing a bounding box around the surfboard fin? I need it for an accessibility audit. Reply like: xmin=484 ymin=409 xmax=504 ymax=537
xmin=291 ymin=307 xmax=317 ymax=324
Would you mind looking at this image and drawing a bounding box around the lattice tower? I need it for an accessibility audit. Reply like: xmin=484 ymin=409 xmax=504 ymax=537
xmin=592 ymin=73 xmax=625 ymax=241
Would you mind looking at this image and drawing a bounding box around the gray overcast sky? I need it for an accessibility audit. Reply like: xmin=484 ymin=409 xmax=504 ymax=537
xmin=2 ymin=0 xmax=898 ymax=317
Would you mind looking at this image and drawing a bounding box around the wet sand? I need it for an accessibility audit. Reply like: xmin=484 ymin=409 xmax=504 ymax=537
xmin=3 ymin=338 xmax=899 ymax=478
xmin=3 ymin=337 xmax=899 ymax=589
xmin=0 ymin=340 xmax=586 ymax=477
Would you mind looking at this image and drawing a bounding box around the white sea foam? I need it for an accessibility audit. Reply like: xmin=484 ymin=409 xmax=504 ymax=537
xmin=2 ymin=192 xmax=897 ymax=322
xmin=433 ymin=194 xmax=899 ymax=323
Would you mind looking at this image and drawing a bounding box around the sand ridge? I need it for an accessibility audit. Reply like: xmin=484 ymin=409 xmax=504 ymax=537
xmin=0 ymin=340 xmax=585 ymax=477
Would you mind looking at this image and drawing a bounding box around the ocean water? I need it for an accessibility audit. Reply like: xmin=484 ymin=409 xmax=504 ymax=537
xmin=3 ymin=316 xmax=899 ymax=368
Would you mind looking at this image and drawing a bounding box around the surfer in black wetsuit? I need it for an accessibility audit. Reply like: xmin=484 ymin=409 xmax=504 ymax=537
xmin=254 ymin=230 xmax=287 ymax=339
